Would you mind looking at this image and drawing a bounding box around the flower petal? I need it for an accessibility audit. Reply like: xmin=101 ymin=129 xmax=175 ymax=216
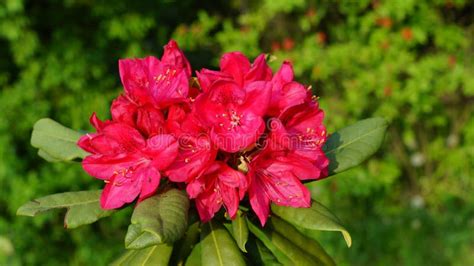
xmin=220 ymin=52 xmax=251 ymax=87
xmin=245 ymin=54 xmax=272 ymax=82
xmin=100 ymin=174 xmax=141 ymax=209
xmin=248 ymin=177 xmax=271 ymax=226
xmin=144 ymin=134 xmax=179 ymax=170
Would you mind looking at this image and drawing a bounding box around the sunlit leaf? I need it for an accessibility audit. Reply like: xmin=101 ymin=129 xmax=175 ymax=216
xmin=230 ymin=210 xmax=248 ymax=252
xmin=31 ymin=118 xmax=89 ymax=162
xmin=125 ymin=189 xmax=189 ymax=249
xmin=201 ymin=220 xmax=245 ymax=266
xmin=272 ymin=200 xmax=352 ymax=247
xmin=16 ymin=190 xmax=114 ymax=229
xmin=111 ymin=244 xmax=173 ymax=266
xmin=323 ymin=117 xmax=388 ymax=176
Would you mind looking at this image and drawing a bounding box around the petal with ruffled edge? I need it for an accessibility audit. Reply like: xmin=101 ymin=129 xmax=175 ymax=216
xmin=220 ymin=52 xmax=251 ymax=87
xmin=245 ymin=54 xmax=272 ymax=83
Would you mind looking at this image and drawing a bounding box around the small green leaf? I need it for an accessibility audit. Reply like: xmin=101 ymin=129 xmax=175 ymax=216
xmin=269 ymin=217 xmax=336 ymax=266
xmin=231 ymin=210 xmax=248 ymax=252
xmin=185 ymin=242 xmax=202 ymax=266
xmin=247 ymin=219 xmax=317 ymax=265
xmin=125 ymin=189 xmax=189 ymax=249
xmin=323 ymin=117 xmax=388 ymax=176
xmin=16 ymin=190 xmax=114 ymax=229
xmin=201 ymin=220 xmax=245 ymax=266
xmin=272 ymin=200 xmax=352 ymax=247
xmin=111 ymin=244 xmax=173 ymax=266
xmin=31 ymin=118 xmax=88 ymax=161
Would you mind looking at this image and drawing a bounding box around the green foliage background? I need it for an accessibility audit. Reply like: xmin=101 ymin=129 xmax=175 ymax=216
xmin=0 ymin=0 xmax=473 ymax=265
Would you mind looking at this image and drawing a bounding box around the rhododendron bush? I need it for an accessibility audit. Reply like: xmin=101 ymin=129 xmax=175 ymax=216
xmin=17 ymin=40 xmax=387 ymax=265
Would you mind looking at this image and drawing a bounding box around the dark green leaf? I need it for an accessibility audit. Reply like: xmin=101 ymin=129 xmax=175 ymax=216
xmin=125 ymin=189 xmax=189 ymax=249
xmin=16 ymin=190 xmax=114 ymax=229
xmin=246 ymin=237 xmax=282 ymax=266
xmin=111 ymin=244 xmax=173 ymax=266
xmin=323 ymin=117 xmax=388 ymax=175
xmin=269 ymin=216 xmax=336 ymax=266
xmin=247 ymin=219 xmax=317 ymax=265
xmin=185 ymin=242 xmax=202 ymax=266
xmin=231 ymin=210 xmax=248 ymax=252
xmin=31 ymin=118 xmax=89 ymax=161
xmin=171 ymin=222 xmax=201 ymax=266
xmin=200 ymin=220 xmax=245 ymax=266
xmin=272 ymin=200 xmax=352 ymax=247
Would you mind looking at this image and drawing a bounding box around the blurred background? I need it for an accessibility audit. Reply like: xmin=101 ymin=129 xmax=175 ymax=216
xmin=0 ymin=0 xmax=473 ymax=265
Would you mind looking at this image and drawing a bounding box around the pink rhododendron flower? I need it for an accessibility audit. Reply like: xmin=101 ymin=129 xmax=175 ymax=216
xmin=78 ymin=113 xmax=178 ymax=209
xmin=187 ymin=162 xmax=247 ymax=221
xmin=77 ymin=41 xmax=330 ymax=225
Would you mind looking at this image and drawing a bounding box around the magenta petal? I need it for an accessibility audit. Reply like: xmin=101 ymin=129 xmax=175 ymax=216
xmin=195 ymin=189 xmax=222 ymax=222
xmin=82 ymin=154 xmax=140 ymax=180
xmin=144 ymin=134 xmax=179 ymax=170
xmin=136 ymin=105 xmax=165 ymax=137
xmin=245 ymin=54 xmax=272 ymax=82
xmin=196 ymin=69 xmax=231 ymax=92
xmin=161 ymin=39 xmax=192 ymax=77
xmin=111 ymin=96 xmax=138 ymax=127
xmin=186 ymin=177 xmax=206 ymax=198
xmin=100 ymin=174 xmax=141 ymax=209
xmin=279 ymin=82 xmax=308 ymax=112
xmin=221 ymin=184 xmax=239 ymax=219
xmin=220 ymin=52 xmax=251 ymax=87
xmin=137 ymin=166 xmax=161 ymax=200
xmin=210 ymin=113 xmax=264 ymax=153
xmin=249 ymin=177 xmax=271 ymax=226
xmin=242 ymin=81 xmax=272 ymax=116
xmin=119 ymin=58 xmax=154 ymax=104
xmin=166 ymin=135 xmax=215 ymax=183
xmin=263 ymin=172 xmax=311 ymax=208
xmin=218 ymin=164 xmax=247 ymax=188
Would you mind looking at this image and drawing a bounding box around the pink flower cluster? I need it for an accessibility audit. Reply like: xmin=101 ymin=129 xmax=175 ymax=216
xmin=78 ymin=40 xmax=329 ymax=225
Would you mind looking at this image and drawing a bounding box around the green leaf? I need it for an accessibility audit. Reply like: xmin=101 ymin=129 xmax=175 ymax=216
xmin=269 ymin=216 xmax=336 ymax=266
xmin=111 ymin=244 xmax=173 ymax=266
xmin=16 ymin=190 xmax=114 ymax=229
xmin=185 ymin=242 xmax=202 ymax=266
xmin=171 ymin=222 xmax=201 ymax=266
xmin=323 ymin=117 xmax=388 ymax=175
xmin=246 ymin=237 xmax=282 ymax=266
xmin=37 ymin=150 xmax=61 ymax=162
xmin=31 ymin=118 xmax=89 ymax=162
xmin=125 ymin=189 xmax=189 ymax=249
xmin=230 ymin=210 xmax=248 ymax=252
xmin=200 ymin=220 xmax=245 ymax=266
xmin=272 ymin=200 xmax=352 ymax=247
xmin=247 ymin=219 xmax=317 ymax=266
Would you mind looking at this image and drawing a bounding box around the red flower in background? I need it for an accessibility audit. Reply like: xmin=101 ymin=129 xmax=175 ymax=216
xmin=77 ymin=40 xmax=329 ymax=224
